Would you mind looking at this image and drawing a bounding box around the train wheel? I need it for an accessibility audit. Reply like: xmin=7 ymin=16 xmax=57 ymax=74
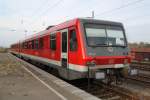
xmin=115 ymin=69 xmax=123 ymax=85
xmin=104 ymin=73 xmax=113 ymax=85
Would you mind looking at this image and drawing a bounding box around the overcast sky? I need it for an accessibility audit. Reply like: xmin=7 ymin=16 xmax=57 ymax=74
xmin=0 ymin=0 xmax=150 ymax=47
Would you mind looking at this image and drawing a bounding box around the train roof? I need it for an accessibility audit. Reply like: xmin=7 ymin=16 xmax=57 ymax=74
xmin=79 ymin=18 xmax=123 ymax=26
xmin=12 ymin=18 xmax=123 ymax=45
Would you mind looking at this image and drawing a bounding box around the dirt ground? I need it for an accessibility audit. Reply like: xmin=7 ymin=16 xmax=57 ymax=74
xmin=117 ymin=79 xmax=150 ymax=100
xmin=0 ymin=53 xmax=62 ymax=100
xmin=0 ymin=48 xmax=7 ymax=53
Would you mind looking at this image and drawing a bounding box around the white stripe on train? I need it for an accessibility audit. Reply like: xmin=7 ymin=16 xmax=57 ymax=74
xmin=10 ymin=51 xmax=88 ymax=72
xmin=10 ymin=51 xmax=126 ymax=72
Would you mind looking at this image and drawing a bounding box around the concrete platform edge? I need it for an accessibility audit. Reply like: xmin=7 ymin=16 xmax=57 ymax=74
xmin=10 ymin=53 xmax=101 ymax=100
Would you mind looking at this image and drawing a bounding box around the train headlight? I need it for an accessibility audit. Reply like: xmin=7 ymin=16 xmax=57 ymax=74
xmin=86 ymin=60 xmax=96 ymax=67
xmin=91 ymin=60 xmax=96 ymax=66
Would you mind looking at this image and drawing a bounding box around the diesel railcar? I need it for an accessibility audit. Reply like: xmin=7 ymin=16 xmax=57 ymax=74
xmin=10 ymin=18 xmax=131 ymax=81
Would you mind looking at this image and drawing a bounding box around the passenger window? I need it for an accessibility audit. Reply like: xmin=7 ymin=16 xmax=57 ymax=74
xmin=28 ymin=41 xmax=31 ymax=49
xmin=22 ymin=42 xmax=24 ymax=49
xmin=25 ymin=42 xmax=28 ymax=49
xmin=32 ymin=40 xmax=34 ymax=49
xmin=26 ymin=42 xmax=28 ymax=49
xmin=26 ymin=41 xmax=29 ymax=49
xmin=21 ymin=43 xmax=24 ymax=49
xmin=23 ymin=42 xmax=27 ymax=49
xmin=39 ymin=38 xmax=44 ymax=49
xmin=35 ymin=39 xmax=39 ymax=49
xmin=50 ymin=34 xmax=56 ymax=50
xmin=69 ymin=29 xmax=78 ymax=51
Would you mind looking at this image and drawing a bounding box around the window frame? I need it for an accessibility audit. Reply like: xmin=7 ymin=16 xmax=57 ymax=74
xmin=35 ymin=39 xmax=39 ymax=49
xmin=69 ymin=28 xmax=78 ymax=51
xmin=39 ymin=38 xmax=44 ymax=49
xmin=31 ymin=40 xmax=34 ymax=49
xmin=50 ymin=33 xmax=56 ymax=50
xmin=84 ymin=23 xmax=127 ymax=47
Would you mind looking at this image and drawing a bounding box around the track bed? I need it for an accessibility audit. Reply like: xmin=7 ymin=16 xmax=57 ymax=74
xmin=10 ymin=53 xmax=150 ymax=100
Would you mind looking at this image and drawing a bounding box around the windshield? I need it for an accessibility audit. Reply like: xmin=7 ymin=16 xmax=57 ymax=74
xmin=85 ymin=24 xmax=126 ymax=47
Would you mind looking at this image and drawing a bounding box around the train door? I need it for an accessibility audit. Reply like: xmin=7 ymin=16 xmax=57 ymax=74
xmin=61 ymin=29 xmax=68 ymax=68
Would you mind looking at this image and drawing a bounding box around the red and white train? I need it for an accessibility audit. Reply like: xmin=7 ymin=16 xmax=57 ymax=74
xmin=10 ymin=18 xmax=131 ymax=80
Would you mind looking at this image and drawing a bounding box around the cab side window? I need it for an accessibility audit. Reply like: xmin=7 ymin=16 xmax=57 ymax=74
xmin=69 ymin=29 xmax=78 ymax=51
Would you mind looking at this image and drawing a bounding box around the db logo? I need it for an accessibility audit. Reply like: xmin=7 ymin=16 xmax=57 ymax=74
xmin=52 ymin=53 xmax=55 ymax=58
xmin=35 ymin=52 xmax=38 ymax=55
xmin=109 ymin=59 xmax=114 ymax=64
xmin=107 ymin=47 xmax=113 ymax=53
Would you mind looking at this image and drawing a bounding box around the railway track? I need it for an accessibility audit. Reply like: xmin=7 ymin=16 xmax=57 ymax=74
xmin=12 ymin=55 xmax=140 ymax=100
xmin=70 ymin=79 xmax=137 ymax=100
xmin=126 ymin=74 xmax=150 ymax=87
xmin=29 ymin=59 xmax=139 ymax=100
xmin=127 ymin=62 xmax=150 ymax=86
xmin=30 ymin=61 xmax=139 ymax=100
xmin=130 ymin=62 xmax=150 ymax=71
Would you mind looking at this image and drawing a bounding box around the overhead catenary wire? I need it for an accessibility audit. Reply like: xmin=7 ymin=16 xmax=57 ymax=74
xmin=121 ymin=13 xmax=150 ymax=22
xmin=30 ymin=0 xmax=50 ymax=17
xmin=27 ymin=0 xmax=145 ymax=34
xmin=96 ymin=0 xmax=145 ymax=17
xmin=29 ymin=0 xmax=143 ymax=29
xmin=29 ymin=0 xmax=64 ymax=26
xmin=98 ymin=2 xmax=150 ymax=22
xmin=25 ymin=0 xmax=64 ymax=34
xmin=20 ymin=0 xmax=52 ymax=34
xmin=39 ymin=0 xmax=64 ymax=16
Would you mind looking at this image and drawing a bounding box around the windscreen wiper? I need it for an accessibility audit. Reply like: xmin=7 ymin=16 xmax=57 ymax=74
xmin=95 ymin=43 xmax=108 ymax=46
xmin=109 ymin=45 xmax=126 ymax=47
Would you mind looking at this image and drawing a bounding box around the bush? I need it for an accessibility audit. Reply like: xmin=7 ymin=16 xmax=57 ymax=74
xmin=0 ymin=47 xmax=8 ymax=53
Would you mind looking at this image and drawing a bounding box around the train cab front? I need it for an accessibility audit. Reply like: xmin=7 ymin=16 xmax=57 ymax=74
xmin=79 ymin=18 xmax=131 ymax=83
